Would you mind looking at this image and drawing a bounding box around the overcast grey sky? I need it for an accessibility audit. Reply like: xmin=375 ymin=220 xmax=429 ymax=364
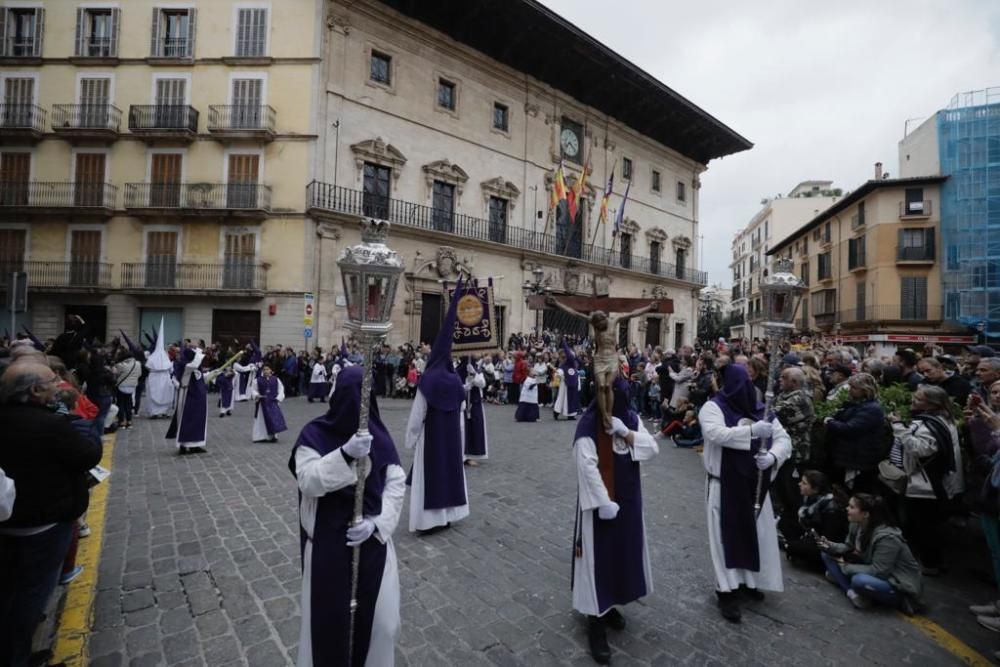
xmin=540 ymin=0 xmax=1000 ymax=287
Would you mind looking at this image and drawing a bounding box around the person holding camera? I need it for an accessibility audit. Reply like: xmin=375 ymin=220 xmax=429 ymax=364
xmin=817 ymin=493 xmax=922 ymax=614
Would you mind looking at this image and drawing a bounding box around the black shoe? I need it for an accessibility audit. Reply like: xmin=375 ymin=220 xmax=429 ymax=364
xmin=268 ymin=437 xmax=278 ymax=443
xmin=716 ymin=591 xmax=741 ymax=623
xmin=416 ymin=522 xmax=451 ymax=537
xmin=587 ymin=616 xmax=611 ymax=664
xmin=740 ymin=586 xmax=765 ymax=602
xmin=603 ymin=608 xmax=626 ymax=631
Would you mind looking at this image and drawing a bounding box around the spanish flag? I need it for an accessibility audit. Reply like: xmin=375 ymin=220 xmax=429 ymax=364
xmin=567 ymin=155 xmax=590 ymax=223
xmin=598 ymin=164 xmax=614 ymax=227
xmin=552 ymin=162 xmax=568 ymax=207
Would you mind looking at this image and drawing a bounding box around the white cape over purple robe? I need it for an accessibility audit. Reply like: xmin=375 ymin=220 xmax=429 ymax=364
xmin=405 ymin=391 xmax=469 ymax=531
xmin=699 ymin=401 xmax=792 ymax=593
xmin=251 ymin=376 xmax=286 ymax=442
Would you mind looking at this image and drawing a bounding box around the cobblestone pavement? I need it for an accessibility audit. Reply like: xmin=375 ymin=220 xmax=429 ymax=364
xmin=86 ymin=395 xmax=993 ymax=666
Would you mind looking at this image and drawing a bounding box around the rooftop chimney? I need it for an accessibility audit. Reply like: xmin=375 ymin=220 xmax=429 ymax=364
xmin=874 ymin=162 xmax=883 ymax=180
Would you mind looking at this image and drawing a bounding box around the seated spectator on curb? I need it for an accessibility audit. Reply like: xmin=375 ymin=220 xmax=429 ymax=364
xmin=784 ymin=470 xmax=847 ymax=571
xmin=0 ymin=362 xmax=103 ymax=667
xmin=818 ymin=493 xmax=922 ymax=615
xmin=670 ymin=409 xmax=703 ymax=449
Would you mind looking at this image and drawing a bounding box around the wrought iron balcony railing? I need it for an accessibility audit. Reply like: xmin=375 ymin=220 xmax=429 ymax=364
xmin=0 ymin=181 xmax=117 ymax=208
xmin=0 ymin=260 xmax=112 ymax=288
xmin=0 ymin=103 xmax=47 ymax=132
xmin=896 ymin=245 xmax=935 ymax=262
xmin=838 ymin=304 xmax=945 ymax=325
xmin=120 ymin=262 xmax=268 ymax=291
xmin=124 ymin=182 xmax=271 ymax=211
xmin=52 ymin=104 xmax=122 ymax=132
xmin=208 ymin=105 xmax=276 ymax=134
xmin=306 ymin=181 xmax=708 ymax=284
xmin=128 ymin=105 xmax=199 ymax=133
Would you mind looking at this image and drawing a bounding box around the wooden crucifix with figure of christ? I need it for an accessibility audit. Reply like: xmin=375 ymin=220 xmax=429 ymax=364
xmin=529 ymin=293 xmax=672 ymax=430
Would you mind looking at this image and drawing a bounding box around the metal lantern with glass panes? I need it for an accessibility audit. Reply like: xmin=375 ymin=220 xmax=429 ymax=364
xmin=753 ymin=257 xmax=807 ymax=518
xmin=335 ymin=217 xmax=404 ymax=663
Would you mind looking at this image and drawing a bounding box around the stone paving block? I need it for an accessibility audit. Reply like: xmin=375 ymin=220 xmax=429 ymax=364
xmin=245 ymin=639 xmax=288 ymax=667
xmin=128 ymin=652 xmax=164 ymax=667
xmin=162 ymin=628 xmax=200 ymax=664
xmin=121 ymin=589 xmax=155 ymax=613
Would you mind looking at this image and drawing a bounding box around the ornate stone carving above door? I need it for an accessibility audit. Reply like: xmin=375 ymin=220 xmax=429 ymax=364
xmin=422 ymin=160 xmax=469 ymax=196
xmin=480 ymin=177 xmax=520 ymax=208
xmin=350 ymin=138 xmax=406 ymax=180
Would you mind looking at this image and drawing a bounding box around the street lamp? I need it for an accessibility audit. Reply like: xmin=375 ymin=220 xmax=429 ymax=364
xmin=336 ymin=217 xmax=404 ymax=663
xmin=522 ymin=264 xmax=550 ymax=333
xmin=754 ymin=257 xmax=807 ymax=516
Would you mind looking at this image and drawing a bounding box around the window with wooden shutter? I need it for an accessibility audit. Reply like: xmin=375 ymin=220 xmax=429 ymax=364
xmin=151 ymin=7 xmax=195 ymax=58
xmin=0 ymin=229 xmax=26 ymax=273
xmin=231 ymin=79 xmax=263 ymax=129
xmin=0 ymin=152 xmax=30 ymax=205
xmin=224 ymin=231 xmax=256 ymax=289
xmin=855 ymin=282 xmax=866 ymax=321
xmin=145 ymin=231 xmax=177 ymax=288
xmin=70 ymin=230 xmax=101 ymax=286
xmin=76 ymin=8 xmax=116 ymax=57
xmin=235 ymin=8 xmax=267 ymax=57
xmin=75 ymin=153 xmax=106 ymax=206
xmin=154 ymin=78 xmax=186 ymax=128
xmin=227 ymin=154 xmax=260 ymax=208
xmin=900 ymin=276 xmax=928 ymax=320
xmin=79 ymin=78 xmax=111 ymax=128
xmin=150 ymin=153 xmax=182 ymax=207
xmin=6 ymin=8 xmax=44 ymax=57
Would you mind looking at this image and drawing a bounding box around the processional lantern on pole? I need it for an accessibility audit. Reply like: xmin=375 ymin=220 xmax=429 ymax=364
xmin=755 ymin=257 xmax=807 ymax=517
xmin=336 ymin=217 xmax=404 ymax=663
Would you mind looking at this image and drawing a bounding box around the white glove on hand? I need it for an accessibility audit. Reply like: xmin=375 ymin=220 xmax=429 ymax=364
xmin=750 ymin=420 xmax=773 ymax=439
xmin=341 ymin=433 xmax=373 ymax=459
xmin=346 ymin=518 xmax=376 ymax=547
xmin=597 ymin=502 xmax=620 ymax=520
xmin=606 ymin=417 xmax=630 ymax=438
xmin=755 ymin=452 xmax=775 ymax=471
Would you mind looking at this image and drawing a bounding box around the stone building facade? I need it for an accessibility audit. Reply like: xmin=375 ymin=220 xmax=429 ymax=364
xmin=305 ymin=0 xmax=750 ymax=350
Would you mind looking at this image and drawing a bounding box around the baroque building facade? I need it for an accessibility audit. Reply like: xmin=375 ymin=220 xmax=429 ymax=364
xmin=306 ymin=0 xmax=750 ymax=350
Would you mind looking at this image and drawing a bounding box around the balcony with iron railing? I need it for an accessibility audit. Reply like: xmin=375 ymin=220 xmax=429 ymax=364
xmin=208 ymin=105 xmax=276 ymax=140
xmin=124 ymin=182 xmax=271 ymax=216
xmin=899 ymin=200 xmax=933 ymax=218
xmin=729 ymin=311 xmax=746 ymax=326
xmin=128 ymin=105 xmax=199 ymax=139
xmin=52 ymin=104 xmax=122 ymax=139
xmin=0 ymin=182 xmax=117 ymax=213
xmin=120 ymin=262 xmax=268 ymax=294
xmin=1 ymin=103 xmax=47 ymax=138
xmin=0 ymin=260 xmax=112 ymax=289
xmin=896 ymin=244 xmax=935 ymax=263
xmin=838 ymin=304 xmax=945 ymax=327
xmin=306 ymin=181 xmax=708 ymax=285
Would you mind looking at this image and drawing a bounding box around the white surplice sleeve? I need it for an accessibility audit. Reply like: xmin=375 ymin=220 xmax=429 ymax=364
xmin=372 ymin=464 xmax=406 ymax=543
xmin=699 ymin=401 xmax=753 ymax=451
xmin=471 ymin=372 xmax=486 ymax=389
xmin=767 ymin=417 xmax=793 ymax=477
xmin=0 ymin=467 xmax=15 ymax=522
xmin=628 ymin=421 xmax=659 ymax=462
xmin=249 ymin=379 xmax=261 ymax=402
xmin=276 ymin=379 xmax=285 ymax=402
xmin=295 ymin=445 xmax=357 ymax=498
xmin=574 ymin=437 xmax=612 ymax=511
xmin=405 ymin=390 xmax=428 ymax=450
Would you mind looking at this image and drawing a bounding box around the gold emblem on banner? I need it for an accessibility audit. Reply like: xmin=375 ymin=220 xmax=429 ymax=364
xmin=457 ymin=294 xmax=484 ymax=326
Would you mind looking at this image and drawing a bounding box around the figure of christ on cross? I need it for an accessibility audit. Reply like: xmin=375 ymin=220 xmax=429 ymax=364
xmin=545 ymin=295 xmax=659 ymax=429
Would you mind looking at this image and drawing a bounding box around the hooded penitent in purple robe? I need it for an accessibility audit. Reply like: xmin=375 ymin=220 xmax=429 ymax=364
xmin=290 ymin=365 xmax=405 ymax=667
xmin=251 ymin=374 xmax=287 ymax=441
xmin=699 ymin=363 xmax=792 ymax=593
xmin=457 ymin=358 xmax=488 ymax=460
xmin=571 ymin=377 xmax=659 ymax=617
xmin=216 ymin=372 xmax=234 ymax=415
xmin=405 ymin=280 xmax=469 ymax=532
xmin=166 ymin=348 xmax=208 ymax=451
xmin=555 ymin=339 xmax=581 ymax=419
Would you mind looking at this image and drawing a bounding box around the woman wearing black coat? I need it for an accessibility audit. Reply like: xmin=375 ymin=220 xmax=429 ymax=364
xmin=824 ymin=373 xmax=887 ymax=494
xmin=784 ymin=470 xmax=849 ymax=571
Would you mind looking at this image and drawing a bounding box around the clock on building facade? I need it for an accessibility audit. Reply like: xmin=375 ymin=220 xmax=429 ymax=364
xmin=560 ymin=117 xmax=583 ymax=163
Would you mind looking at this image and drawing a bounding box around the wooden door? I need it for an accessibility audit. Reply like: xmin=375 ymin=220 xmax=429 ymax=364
xmin=150 ymin=153 xmax=182 ymax=207
xmin=79 ymin=77 xmax=110 ymax=127
xmin=0 ymin=229 xmax=26 ymax=275
xmin=227 ymin=154 xmax=259 ymax=208
xmin=231 ymin=78 xmax=262 ymax=128
xmin=3 ymin=78 xmax=34 ymax=127
xmin=418 ymin=292 xmax=442 ymax=346
xmin=223 ymin=231 xmax=256 ymax=288
xmin=644 ymin=317 xmax=661 ymax=349
xmin=211 ymin=309 xmax=261 ymax=348
xmin=74 ymin=153 xmax=106 ymax=206
xmin=0 ymin=152 xmax=31 ymax=205
xmin=154 ymin=78 xmax=186 ymax=127
xmin=70 ymin=230 xmax=101 ymax=286
xmin=146 ymin=231 xmax=177 ymax=288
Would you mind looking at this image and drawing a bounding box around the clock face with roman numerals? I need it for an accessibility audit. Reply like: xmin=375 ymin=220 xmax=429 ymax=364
xmin=560 ymin=118 xmax=583 ymax=162
xmin=560 ymin=128 xmax=580 ymax=158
